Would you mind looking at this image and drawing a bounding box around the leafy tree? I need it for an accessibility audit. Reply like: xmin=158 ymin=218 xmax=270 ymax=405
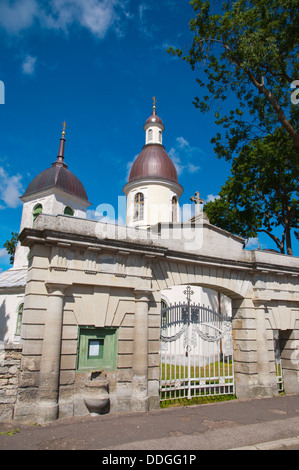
xmin=3 ymin=232 xmax=19 ymax=265
xmin=204 ymin=128 xmax=299 ymax=254
xmin=169 ymin=0 xmax=299 ymax=253
xmin=169 ymin=0 xmax=299 ymax=152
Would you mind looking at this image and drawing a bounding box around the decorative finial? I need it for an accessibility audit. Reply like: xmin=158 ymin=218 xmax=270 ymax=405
xmin=62 ymin=121 xmax=67 ymax=136
xmin=56 ymin=121 xmax=67 ymax=164
xmin=152 ymin=96 xmax=157 ymax=115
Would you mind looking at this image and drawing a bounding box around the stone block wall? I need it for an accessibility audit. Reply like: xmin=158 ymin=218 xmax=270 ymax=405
xmin=0 ymin=344 xmax=22 ymax=420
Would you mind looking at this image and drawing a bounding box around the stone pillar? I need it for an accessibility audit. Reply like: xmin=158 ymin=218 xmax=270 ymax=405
xmin=37 ymin=282 xmax=71 ymax=422
xmin=255 ymin=308 xmax=277 ymax=396
xmin=131 ymin=290 xmax=150 ymax=411
xmin=233 ymin=299 xmax=277 ymax=398
xmin=280 ymin=329 xmax=299 ymax=394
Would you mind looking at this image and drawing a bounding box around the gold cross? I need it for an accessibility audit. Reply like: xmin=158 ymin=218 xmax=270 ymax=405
xmin=152 ymin=96 xmax=156 ymax=108
xmin=62 ymin=121 xmax=67 ymax=135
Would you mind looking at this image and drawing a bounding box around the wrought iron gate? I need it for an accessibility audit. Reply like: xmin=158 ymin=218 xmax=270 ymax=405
xmin=160 ymin=286 xmax=234 ymax=401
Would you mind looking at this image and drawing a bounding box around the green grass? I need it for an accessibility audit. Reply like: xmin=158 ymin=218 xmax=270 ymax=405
xmin=160 ymin=360 xmax=235 ymax=407
xmin=160 ymin=360 xmax=233 ymax=381
xmin=0 ymin=427 xmax=20 ymax=436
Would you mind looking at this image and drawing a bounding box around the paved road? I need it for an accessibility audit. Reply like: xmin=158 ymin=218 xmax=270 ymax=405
xmin=1 ymin=394 xmax=299 ymax=451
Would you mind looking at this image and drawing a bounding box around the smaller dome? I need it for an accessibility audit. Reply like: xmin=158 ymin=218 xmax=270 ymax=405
xmin=22 ymin=130 xmax=89 ymax=202
xmin=144 ymin=108 xmax=165 ymax=131
xmin=23 ymin=162 xmax=89 ymax=201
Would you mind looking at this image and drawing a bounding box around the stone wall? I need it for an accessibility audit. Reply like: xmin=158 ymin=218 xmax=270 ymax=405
xmin=0 ymin=344 xmax=22 ymax=420
xmin=8 ymin=214 xmax=299 ymax=423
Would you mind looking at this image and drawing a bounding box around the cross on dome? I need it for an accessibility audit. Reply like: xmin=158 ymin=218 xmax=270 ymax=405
xmin=152 ymin=96 xmax=156 ymax=112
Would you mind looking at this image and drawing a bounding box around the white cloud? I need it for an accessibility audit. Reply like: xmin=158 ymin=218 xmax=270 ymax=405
xmin=137 ymin=2 xmax=155 ymax=38
xmin=205 ymin=194 xmax=220 ymax=203
xmin=0 ymin=248 xmax=10 ymax=266
xmin=0 ymin=167 xmax=23 ymax=209
xmin=0 ymin=0 xmax=129 ymax=38
xmin=0 ymin=0 xmax=39 ymax=34
xmin=44 ymin=0 xmax=116 ymax=38
xmin=176 ymin=136 xmax=189 ymax=149
xmin=21 ymin=54 xmax=37 ymax=75
xmin=0 ymin=248 xmax=9 ymax=258
xmin=169 ymin=137 xmax=202 ymax=176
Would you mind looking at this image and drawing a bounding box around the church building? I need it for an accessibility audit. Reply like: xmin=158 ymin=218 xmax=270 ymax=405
xmin=0 ymin=102 xmax=298 ymax=423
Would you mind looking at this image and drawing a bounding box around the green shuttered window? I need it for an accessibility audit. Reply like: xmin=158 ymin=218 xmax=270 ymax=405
xmin=77 ymin=327 xmax=118 ymax=371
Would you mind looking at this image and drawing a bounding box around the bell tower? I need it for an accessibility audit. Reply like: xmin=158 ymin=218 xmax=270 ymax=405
xmin=123 ymin=100 xmax=183 ymax=229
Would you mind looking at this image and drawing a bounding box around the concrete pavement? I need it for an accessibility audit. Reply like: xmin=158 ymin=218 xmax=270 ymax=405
xmin=1 ymin=394 xmax=299 ymax=451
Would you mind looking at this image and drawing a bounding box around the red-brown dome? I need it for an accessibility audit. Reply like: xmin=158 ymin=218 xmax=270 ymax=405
xmin=23 ymin=161 xmax=89 ymax=201
xmin=23 ymin=132 xmax=89 ymax=202
xmin=144 ymin=113 xmax=165 ymax=130
xmin=128 ymin=144 xmax=178 ymax=184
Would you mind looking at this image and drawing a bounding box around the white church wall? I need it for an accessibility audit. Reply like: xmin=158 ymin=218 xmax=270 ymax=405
xmin=0 ymin=291 xmax=24 ymax=343
xmin=125 ymin=182 xmax=182 ymax=228
xmin=53 ymin=190 xmax=88 ymax=218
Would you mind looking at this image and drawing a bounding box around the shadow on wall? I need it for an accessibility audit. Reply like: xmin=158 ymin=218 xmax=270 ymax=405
xmin=0 ymin=299 xmax=8 ymax=342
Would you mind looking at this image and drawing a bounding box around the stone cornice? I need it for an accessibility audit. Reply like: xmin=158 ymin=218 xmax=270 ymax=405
xmin=18 ymin=225 xmax=299 ymax=278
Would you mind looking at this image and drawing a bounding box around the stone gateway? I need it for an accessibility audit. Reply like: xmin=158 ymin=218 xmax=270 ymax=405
xmin=0 ymin=104 xmax=298 ymax=423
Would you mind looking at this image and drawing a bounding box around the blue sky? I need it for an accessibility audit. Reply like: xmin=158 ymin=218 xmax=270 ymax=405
xmin=0 ymin=0 xmax=297 ymax=272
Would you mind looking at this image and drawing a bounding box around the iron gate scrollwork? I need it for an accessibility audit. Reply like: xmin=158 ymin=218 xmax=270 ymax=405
xmin=160 ymin=286 xmax=234 ymax=401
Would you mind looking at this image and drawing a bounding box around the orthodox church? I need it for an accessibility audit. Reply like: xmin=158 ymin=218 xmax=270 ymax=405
xmin=0 ymin=101 xmax=230 ymax=346
xmin=0 ymin=101 xmax=298 ymax=423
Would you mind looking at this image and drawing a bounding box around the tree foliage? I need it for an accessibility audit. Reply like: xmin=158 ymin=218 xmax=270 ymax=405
xmin=3 ymin=232 xmax=19 ymax=265
xmin=169 ymin=0 xmax=299 ymax=254
xmin=204 ymin=128 xmax=299 ymax=254
xmin=169 ymin=0 xmax=299 ymax=152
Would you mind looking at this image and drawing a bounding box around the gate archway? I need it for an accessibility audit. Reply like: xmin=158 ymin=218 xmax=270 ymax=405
xmin=159 ymin=286 xmax=234 ymax=401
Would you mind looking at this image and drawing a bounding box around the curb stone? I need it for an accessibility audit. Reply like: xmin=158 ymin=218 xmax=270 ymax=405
xmin=231 ymin=436 xmax=299 ymax=450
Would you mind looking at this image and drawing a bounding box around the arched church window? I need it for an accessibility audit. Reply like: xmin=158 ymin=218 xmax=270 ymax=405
xmin=134 ymin=192 xmax=144 ymax=221
xmin=172 ymin=196 xmax=178 ymax=222
xmin=148 ymin=129 xmax=153 ymax=141
xmin=158 ymin=130 xmax=162 ymax=143
xmin=64 ymin=206 xmax=74 ymax=216
xmin=15 ymin=303 xmax=23 ymax=336
xmin=32 ymin=204 xmax=42 ymax=222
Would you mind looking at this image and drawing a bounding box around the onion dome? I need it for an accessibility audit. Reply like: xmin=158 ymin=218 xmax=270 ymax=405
xmin=144 ymin=110 xmax=165 ymax=131
xmin=128 ymin=144 xmax=179 ymax=183
xmin=22 ymin=123 xmax=89 ymax=202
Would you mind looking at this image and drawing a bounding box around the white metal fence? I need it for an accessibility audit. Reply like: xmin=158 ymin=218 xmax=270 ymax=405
xmin=160 ymin=292 xmax=234 ymax=401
